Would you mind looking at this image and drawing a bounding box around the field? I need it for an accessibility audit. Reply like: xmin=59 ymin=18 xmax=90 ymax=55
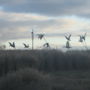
xmin=0 ymin=50 xmax=90 ymax=90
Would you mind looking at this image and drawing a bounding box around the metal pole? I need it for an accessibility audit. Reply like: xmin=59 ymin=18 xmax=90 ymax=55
xmin=31 ymin=29 xmax=34 ymax=50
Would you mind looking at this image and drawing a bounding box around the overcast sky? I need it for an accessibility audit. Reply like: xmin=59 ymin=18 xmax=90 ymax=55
xmin=0 ymin=0 xmax=90 ymax=42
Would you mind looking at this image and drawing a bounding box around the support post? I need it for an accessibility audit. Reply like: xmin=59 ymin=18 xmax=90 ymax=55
xmin=31 ymin=29 xmax=34 ymax=50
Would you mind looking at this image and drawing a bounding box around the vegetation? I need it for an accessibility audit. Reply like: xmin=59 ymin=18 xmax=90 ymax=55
xmin=0 ymin=50 xmax=90 ymax=90
xmin=0 ymin=68 xmax=50 ymax=90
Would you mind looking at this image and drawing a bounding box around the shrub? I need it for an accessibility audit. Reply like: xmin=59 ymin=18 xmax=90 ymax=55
xmin=0 ymin=68 xmax=51 ymax=90
xmin=0 ymin=50 xmax=38 ymax=76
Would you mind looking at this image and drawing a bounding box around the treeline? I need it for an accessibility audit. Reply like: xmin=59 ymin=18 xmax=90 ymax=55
xmin=0 ymin=50 xmax=90 ymax=90
xmin=0 ymin=50 xmax=90 ymax=76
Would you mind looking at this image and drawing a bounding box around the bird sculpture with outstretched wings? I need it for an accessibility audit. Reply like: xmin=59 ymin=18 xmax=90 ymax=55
xmin=9 ymin=42 xmax=15 ymax=48
xmin=23 ymin=43 xmax=29 ymax=48
xmin=66 ymin=41 xmax=71 ymax=48
xmin=43 ymin=43 xmax=50 ymax=48
xmin=64 ymin=34 xmax=71 ymax=41
xmin=82 ymin=33 xmax=87 ymax=41
xmin=37 ymin=34 xmax=44 ymax=40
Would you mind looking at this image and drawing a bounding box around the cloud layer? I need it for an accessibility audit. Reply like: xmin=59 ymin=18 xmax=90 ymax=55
xmin=0 ymin=0 xmax=90 ymax=17
xmin=0 ymin=0 xmax=90 ymax=42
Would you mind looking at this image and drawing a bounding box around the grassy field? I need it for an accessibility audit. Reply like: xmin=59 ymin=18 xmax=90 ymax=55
xmin=0 ymin=50 xmax=90 ymax=90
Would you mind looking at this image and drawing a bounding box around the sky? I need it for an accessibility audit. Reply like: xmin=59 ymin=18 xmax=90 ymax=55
xmin=0 ymin=0 xmax=90 ymax=49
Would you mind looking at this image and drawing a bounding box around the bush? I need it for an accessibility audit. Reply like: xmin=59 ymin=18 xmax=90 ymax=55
xmin=0 ymin=50 xmax=38 ymax=76
xmin=0 ymin=68 xmax=51 ymax=90
xmin=0 ymin=50 xmax=90 ymax=75
xmin=37 ymin=50 xmax=90 ymax=71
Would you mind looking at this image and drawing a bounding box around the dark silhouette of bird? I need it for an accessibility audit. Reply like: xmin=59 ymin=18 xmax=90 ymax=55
xmin=65 ymin=34 xmax=71 ymax=41
xmin=43 ymin=43 xmax=50 ymax=48
xmin=23 ymin=43 xmax=29 ymax=48
xmin=79 ymin=35 xmax=83 ymax=42
xmin=79 ymin=33 xmax=87 ymax=42
xmin=82 ymin=33 xmax=87 ymax=41
xmin=66 ymin=41 xmax=71 ymax=48
xmin=9 ymin=42 xmax=15 ymax=48
xmin=37 ymin=34 xmax=44 ymax=40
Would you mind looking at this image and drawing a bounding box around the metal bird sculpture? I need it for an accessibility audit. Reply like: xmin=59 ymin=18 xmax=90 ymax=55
xmin=43 ymin=43 xmax=50 ymax=48
xmin=66 ymin=41 xmax=71 ymax=48
xmin=82 ymin=33 xmax=87 ymax=41
xmin=23 ymin=43 xmax=29 ymax=48
xmin=79 ymin=33 xmax=87 ymax=42
xmin=78 ymin=33 xmax=88 ymax=50
xmin=65 ymin=34 xmax=71 ymax=41
xmin=79 ymin=35 xmax=83 ymax=42
xmin=9 ymin=42 xmax=15 ymax=48
xmin=37 ymin=34 xmax=44 ymax=40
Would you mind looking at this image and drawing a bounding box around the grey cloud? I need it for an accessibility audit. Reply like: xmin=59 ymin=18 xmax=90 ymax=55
xmin=0 ymin=0 xmax=89 ymax=17
xmin=0 ymin=18 xmax=61 ymax=41
xmin=0 ymin=0 xmax=90 ymax=42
